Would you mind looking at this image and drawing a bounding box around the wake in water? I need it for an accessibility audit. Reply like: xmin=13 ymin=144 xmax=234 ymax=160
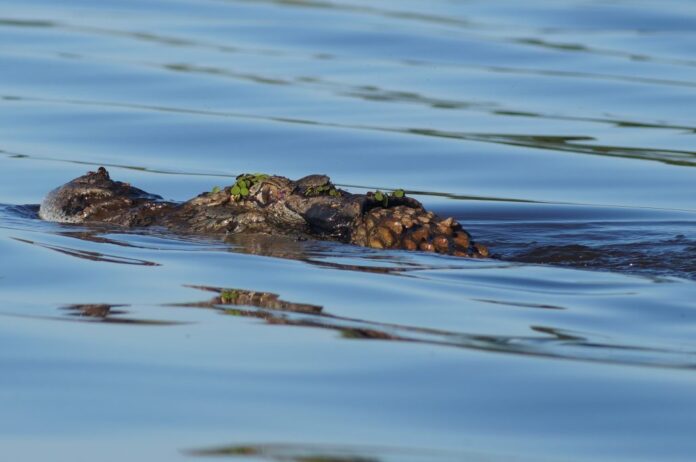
xmin=3 ymin=199 xmax=696 ymax=281
xmin=473 ymin=220 xmax=696 ymax=280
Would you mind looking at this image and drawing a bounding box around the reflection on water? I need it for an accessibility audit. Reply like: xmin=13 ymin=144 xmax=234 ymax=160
xmin=187 ymin=442 xmax=470 ymax=462
xmin=21 ymin=278 xmax=694 ymax=370
xmin=60 ymin=303 xmax=182 ymax=325
xmin=2 ymin=0 xmax=696 ymax=461
xmin=172 ymin=285 xmax=696 ymax=368
xmin=185 ymin=285 xmax=324 ymax=314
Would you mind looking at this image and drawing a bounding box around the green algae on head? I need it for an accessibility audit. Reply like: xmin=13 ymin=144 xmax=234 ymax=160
xmin=230 ymin=173 xmax=270 ymax=201
xmin=368 ymin=188 xmax=407 ymax=208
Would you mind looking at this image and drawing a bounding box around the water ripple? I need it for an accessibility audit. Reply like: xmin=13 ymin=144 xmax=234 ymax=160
xmin=3 ymin=93 xmax=694 ymax=168
xmin=11 ymin=237 xmax=161 ymax=266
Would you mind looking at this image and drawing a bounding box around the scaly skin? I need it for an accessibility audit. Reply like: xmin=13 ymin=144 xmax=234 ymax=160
xmin=39 ymin=167 xmax=489 ymax=258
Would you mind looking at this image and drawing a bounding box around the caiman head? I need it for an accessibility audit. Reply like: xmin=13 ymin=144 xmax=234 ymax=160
xmin=39 ymin=167 xmax=165 ymax=224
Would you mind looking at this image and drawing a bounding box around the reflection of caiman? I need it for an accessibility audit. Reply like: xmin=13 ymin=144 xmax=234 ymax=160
xmin=39 ymin=167 xmax=488 ymax=258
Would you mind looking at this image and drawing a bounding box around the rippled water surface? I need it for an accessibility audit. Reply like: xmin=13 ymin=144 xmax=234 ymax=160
xmin=2 ymin=1 xmax=696 ymax=460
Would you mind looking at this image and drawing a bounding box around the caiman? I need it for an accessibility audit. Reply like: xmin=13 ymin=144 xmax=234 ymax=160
xmin=39 ymin=167 xmax=488 ymax=258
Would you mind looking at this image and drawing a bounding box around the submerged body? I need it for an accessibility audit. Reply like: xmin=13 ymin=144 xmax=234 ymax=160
xmin=39 ymin=168 xmax=488 ymax=258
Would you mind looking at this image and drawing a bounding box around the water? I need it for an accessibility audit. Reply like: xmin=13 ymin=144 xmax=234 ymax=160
xmin=1 ymin=0 xmax=696 ymax=460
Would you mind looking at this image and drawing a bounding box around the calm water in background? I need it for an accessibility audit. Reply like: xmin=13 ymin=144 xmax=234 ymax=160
xmin=1 ymin=0 xmax=696 ymax=460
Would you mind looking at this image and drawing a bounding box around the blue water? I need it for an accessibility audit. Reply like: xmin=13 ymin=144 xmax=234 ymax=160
xmin=1 ymin=1 xmax=696 ymax=460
